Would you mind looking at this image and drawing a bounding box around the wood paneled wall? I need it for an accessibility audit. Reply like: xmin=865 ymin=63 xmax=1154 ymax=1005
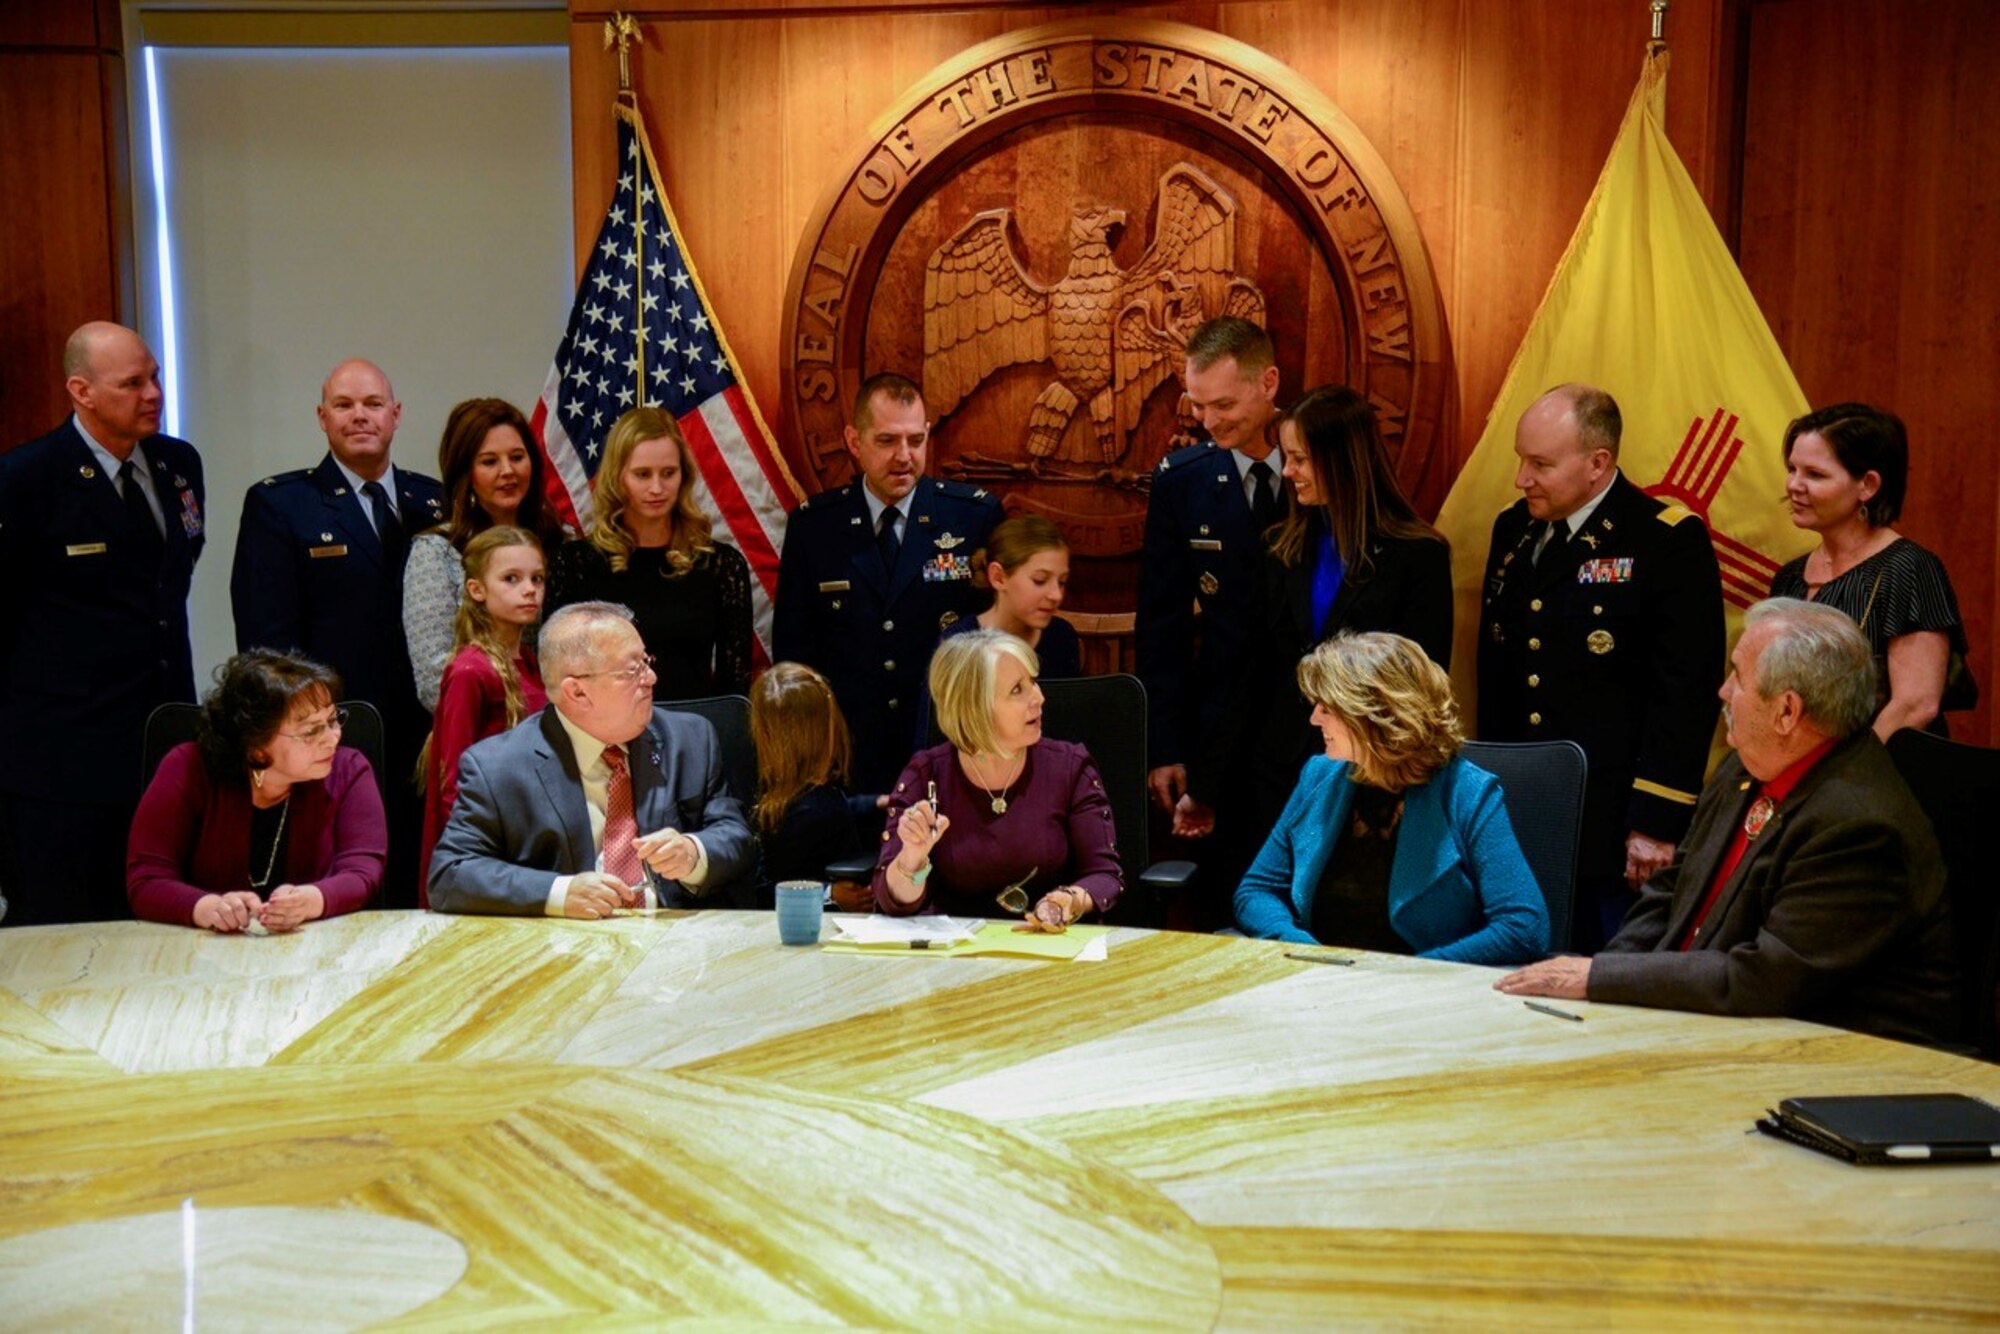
xmin=1738 ymin=0 xmax=2000 ymax=744
xmin=567 ymin=0 xmax=1736 ymax=483
xmin=0 ymin=0 xmax=132 ymax=450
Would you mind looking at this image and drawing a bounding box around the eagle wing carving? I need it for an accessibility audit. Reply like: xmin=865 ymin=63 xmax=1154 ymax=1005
xmin=1112 ymin=166 xmax=1241 ymax=438
xmin=1120 ymin=165 xmax=1239 ymax=297
xmin=923 ymin=210 xmax=1051 ymax=420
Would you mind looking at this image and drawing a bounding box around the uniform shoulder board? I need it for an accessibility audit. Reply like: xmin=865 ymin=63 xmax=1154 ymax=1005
xmin=1158 ymin=440 xmax=1215 ymax=472
xmin=1655 ymin=504 xmax=1698 ymax=527
xmin=799 ymin=484 xmax=847 ymax=511
xmin=259 ymin=469 xmax=305 ymax=487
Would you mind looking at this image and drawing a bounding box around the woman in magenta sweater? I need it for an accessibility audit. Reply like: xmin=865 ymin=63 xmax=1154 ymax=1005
xmin=127 ymin=650 xmax=386 ymax=931
xmin=874 ymin=629 xmax=1121 ymax=930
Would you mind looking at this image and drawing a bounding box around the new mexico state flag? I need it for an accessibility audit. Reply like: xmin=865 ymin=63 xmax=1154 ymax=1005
xmin=1434 ymin=53 xmax=1814 ymax=729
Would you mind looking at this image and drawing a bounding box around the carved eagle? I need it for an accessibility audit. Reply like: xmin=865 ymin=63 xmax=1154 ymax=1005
xmin=923 ymin=164 xmax=1267 ymax=464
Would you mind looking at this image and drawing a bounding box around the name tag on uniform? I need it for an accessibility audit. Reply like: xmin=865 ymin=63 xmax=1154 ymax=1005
xmin=818 ymin=580 xmax=851 ymax=593
xmin=66 ymin=542 xmax=108 ymax=556
xmin=1189 ymin=538 xmax=1223 ymax=551
xmin=310 ymin=544 xmax=348 ymax=559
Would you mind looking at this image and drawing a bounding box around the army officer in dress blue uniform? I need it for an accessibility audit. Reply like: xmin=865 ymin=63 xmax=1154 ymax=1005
xmin=1478 ymin=385 xmax=1726 ymax=952
xmin=229 ymin=358 xmax=444 ymax=907
xmin=0 ymin=323 xmax=204 ymax=925
xmin=1135 ymin=318 xmax=1285 ymax=898
xmin=772 ymin=372 xmax=1002 ymax=794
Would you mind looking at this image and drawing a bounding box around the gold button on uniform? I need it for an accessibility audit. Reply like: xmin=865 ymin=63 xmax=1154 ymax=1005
xmin=1530 ymin=599 xmax=1543 ymax=612
xmin=1528 ymin=637 xmax=1541 ymax=651
xmin=1529 ymin=712 xmax=1542 ymax=725
xmin=1528 ymin=675 xmax=1540 ymax=687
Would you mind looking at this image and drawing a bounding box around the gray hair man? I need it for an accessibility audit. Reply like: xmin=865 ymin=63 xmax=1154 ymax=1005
xmin=429 ymin=601 xmax=754 ymax=917
xmin=1497 ymin=597 xmax=1957 ymax=1046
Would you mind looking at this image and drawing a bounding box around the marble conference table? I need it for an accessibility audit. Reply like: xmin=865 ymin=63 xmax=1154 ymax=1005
xmin=2 ymin=912 xmax=1998 ymax=1330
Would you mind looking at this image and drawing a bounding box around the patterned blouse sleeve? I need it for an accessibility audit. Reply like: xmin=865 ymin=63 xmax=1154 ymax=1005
xmin=1768 ymin=553 xmax=1808 ymax=599
xmin=1877 ymin=542 xmax=1967 ymax=649
xmin=402 ymin=533 xmax=464 ymax=714
xmin=714 ymin=542 xmax=755 ymax=695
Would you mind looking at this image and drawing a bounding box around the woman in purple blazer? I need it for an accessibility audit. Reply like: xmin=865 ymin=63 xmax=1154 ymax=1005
xmin=873 ymin=629 xmax=1121 ymax=931
xmin=127 ymin=650 xmax=386 ymax=931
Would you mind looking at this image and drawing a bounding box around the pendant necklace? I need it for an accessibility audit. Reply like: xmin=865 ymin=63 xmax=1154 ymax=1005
xmin=970 ymin=753 xmax=1022 ymax=815
xmin=249 ymin=793 xmax=292 ymax=890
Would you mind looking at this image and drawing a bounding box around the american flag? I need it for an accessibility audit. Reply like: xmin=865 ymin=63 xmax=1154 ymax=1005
xmin=531 ymin=106 xmax=800 ymax=663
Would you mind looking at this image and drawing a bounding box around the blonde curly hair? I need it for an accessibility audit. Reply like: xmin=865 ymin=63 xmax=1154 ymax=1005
xmin=1296 ymin=631 xmax=1461 ymax=791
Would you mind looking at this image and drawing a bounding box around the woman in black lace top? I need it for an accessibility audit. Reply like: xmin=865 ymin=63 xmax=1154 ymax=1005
xmin=547 ymin=407 xmax=753 ymax=700
xmin=1769 ymin=402 xmax=1966 ymax=738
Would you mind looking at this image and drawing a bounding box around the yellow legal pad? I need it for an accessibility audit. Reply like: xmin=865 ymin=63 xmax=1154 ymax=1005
xmin=822 ymin=921 xmax=1109 ymax=961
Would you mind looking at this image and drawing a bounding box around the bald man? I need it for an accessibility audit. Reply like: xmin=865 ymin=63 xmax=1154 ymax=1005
xmin=230 ymin=359 xmax=444 ymax=907
xmin=0 ymin=323 xmax=205 ymax=925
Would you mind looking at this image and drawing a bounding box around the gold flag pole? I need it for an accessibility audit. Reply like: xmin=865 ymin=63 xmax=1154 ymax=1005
xmin=1645 ymin=0 xmax=1669 ymax=118
xmin=605 ymin=11 xmax=647 ymax=404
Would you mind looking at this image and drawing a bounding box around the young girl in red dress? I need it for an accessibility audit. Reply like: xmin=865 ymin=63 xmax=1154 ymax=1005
xmin=418 ymin=525 xmax=549 ymax=903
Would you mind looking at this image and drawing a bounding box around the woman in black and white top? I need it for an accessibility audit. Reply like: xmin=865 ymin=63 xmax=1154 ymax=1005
xmin=1769 ymin=402 xmax=1967 ymax=738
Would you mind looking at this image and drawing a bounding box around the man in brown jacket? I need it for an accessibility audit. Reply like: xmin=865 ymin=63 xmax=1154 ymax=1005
xmin=1496 ymin=597 xmax=1957 ymax=1047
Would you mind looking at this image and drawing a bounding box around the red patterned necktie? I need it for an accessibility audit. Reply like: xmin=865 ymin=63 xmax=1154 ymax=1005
xmin=600 ymin=744 xmax=643 ymax=885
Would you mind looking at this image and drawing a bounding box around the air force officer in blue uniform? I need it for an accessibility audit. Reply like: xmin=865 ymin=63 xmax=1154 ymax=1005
xmin=773 ymin=373 xmax=1002 ymax=793
xmin=0 ymin=322 xmax=204 ymax=925
xmin=1136 ymin=318 xmax=1283 ymax=850
xmin=229 ymin=358 xmax=443 ymax=905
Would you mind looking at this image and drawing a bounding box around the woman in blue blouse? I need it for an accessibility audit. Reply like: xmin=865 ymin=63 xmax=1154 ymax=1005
xmin=1235 ymin=632 xmax=1549 ymax=965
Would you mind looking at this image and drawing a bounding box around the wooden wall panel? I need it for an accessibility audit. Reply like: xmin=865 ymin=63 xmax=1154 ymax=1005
xmin=1738 ymin=0 xmax=2000 ymax=744
xmin=569 ymin=0 xmax=1726 ymax=481
xmin=0 ymin=53 xmax=120 ymax=447
xmin=0 ymin=0 xmax=130 ymax=452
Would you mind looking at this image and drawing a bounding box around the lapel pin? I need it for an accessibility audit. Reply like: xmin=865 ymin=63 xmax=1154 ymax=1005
xmin=333 ymin=487 xmax=348 ymax=497
xmin=321 ymin=532 xmax=334 ymax=542
xmin=79 ymin=465 xmax=96 ymax=479
xmin=173 ymin=475 xmax=187 ymax=488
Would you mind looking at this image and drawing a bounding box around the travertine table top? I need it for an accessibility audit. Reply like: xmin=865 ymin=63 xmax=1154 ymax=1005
xmin=3 ymin=910 xmax=1997 ymax=1329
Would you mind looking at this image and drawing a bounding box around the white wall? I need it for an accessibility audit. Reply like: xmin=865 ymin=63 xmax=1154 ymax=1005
xmin=141 ymin=45 xmax=573 ymax=687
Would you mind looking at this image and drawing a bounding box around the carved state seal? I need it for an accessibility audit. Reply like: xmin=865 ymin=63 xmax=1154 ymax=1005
xmin=781 ymin=18 xmax=1451 ymax=607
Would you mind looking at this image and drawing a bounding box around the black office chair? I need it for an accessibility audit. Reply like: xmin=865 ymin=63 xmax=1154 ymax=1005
xmin=1887 ymin=728 xmax=2000 ymax=1061
xmin=666 ymin=695 xmax=755 ymax=808
xmin=1460 ymin=739 xmax=1586 ymax=956
xmin=141 ymin=699 xmax=388 ymax=804
xmin=665 ymin=694 xmax=760 ymax=909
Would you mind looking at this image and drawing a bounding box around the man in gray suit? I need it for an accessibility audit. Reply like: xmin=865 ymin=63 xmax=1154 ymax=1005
xmin=1496 ymin=597 xmax=1957 ymax=1046
xmin=429 ymin=601 xmax=753 ymax=917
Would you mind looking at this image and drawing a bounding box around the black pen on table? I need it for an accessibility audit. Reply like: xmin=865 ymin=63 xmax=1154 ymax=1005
xmin=1524 ymin=1000 xmax=1584 ymax=1022
xmin=1284 ymin=951 xmax=1355 ymax=967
